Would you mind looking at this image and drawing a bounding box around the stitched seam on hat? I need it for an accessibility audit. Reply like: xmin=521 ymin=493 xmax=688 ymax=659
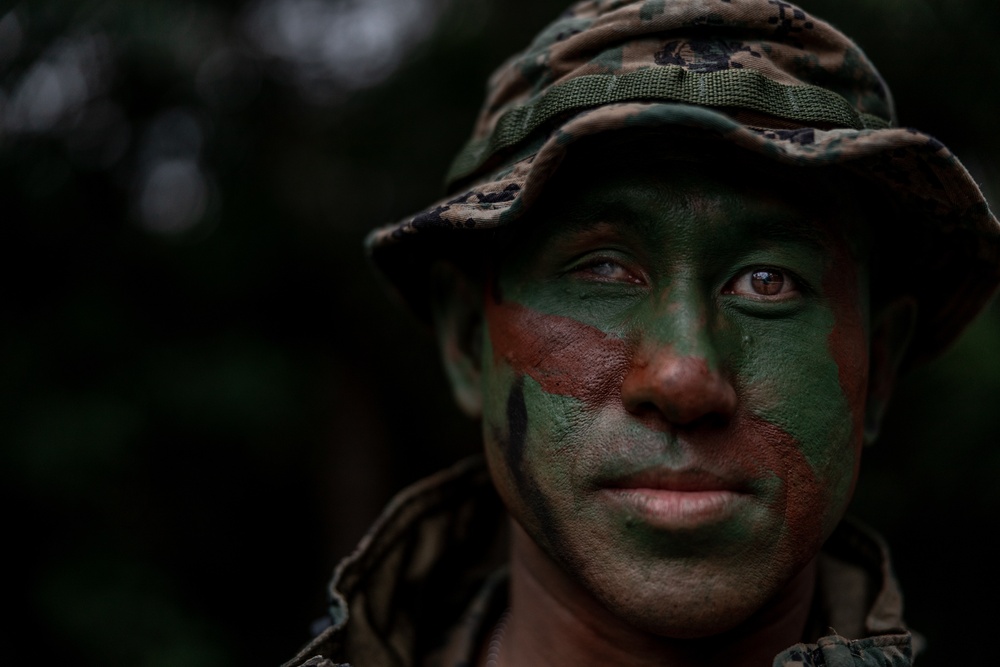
xmin=447 ymin=66 xmax=890 ymax=184
xmin=858 ymin=112 xmax=891 ymax=131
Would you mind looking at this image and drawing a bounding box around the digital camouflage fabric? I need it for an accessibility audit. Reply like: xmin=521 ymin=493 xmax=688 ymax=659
xmin=365 ymin=0 xmax=1000 ymax=367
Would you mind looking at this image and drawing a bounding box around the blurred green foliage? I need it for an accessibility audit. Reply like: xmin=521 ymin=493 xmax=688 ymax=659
xmin=2 ymin=0 xmax=998 ymax=664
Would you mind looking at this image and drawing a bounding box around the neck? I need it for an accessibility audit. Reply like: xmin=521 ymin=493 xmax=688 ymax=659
xmin=492 ymin=520 xmax=818 ymax=667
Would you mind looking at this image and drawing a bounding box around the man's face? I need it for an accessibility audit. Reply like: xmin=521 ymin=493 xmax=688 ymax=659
xmin=477 ymin=152 xmax=873 ymax=637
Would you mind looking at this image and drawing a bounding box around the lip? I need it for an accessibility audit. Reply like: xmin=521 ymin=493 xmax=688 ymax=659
xmin=599 ymin=468 xmax=753 ymax=530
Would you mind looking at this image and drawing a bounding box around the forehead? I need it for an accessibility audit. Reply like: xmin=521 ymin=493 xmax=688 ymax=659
xmin=506 ymin=137 xmax=873 ymax=265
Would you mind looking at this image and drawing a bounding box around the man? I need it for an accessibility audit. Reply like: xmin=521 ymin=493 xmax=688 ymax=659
xmin=284 ymin=1 xmax=999 ymax=665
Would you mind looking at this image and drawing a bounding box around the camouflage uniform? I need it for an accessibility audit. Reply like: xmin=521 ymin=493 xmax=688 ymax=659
xmin=287 ymin=0 xmax=1000 ymax=664
xmin=281 ymin=457 xmax=916 ymax=667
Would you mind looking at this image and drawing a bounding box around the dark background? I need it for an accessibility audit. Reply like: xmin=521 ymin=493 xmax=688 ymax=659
xmin=3 ymin=0 xmax=998 ymax=664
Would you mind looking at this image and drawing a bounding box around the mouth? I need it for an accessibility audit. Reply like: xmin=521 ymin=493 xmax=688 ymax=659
xmin=598 ymin=468 xmax=754 ymax=530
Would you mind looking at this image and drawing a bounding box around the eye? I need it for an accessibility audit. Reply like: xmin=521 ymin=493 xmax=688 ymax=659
xmin=572 ymin=258 xmax=645 ymax=285
xmin=725 ymin=267 xmax=799 ymax=298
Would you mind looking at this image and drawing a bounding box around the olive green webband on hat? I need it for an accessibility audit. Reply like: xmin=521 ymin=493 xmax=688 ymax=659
xmin=366 ymin=0 xmax=1000 ymax=366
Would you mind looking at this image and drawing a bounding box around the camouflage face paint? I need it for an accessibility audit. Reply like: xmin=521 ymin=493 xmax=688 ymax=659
xmin=478 ymin=153 xmax=872 ymax=637
xmin=487 ymin=300 xmax=630 ymax=407
xmin=500 ymin=375 xmax=568 ymax=558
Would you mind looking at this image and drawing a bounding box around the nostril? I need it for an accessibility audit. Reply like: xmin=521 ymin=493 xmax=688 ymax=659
xmin=628 ymin=399 xmax=665 ymax=421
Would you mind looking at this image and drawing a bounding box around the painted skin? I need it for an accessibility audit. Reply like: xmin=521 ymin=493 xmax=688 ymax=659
xmin=430 ymin=142 xmax=916 ymax=663
xmin=471 ymin=152 xmax=875 ymax=648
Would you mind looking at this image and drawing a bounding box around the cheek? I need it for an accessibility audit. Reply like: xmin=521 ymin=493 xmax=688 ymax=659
xmin=731 ymin=413 xmax=825 ymax=563
xmin=479 ymin=364 xmax=587 ymax=555
xmin=811 ymin=238 xmax=870 ymax=515
xmin=484 ymin=298 xmax=631 ymax=407
xmin=824 ymin=255 xmax=870 ymax=457
xmin=823 ymin=316 xmax=867 ymax=511
xmin=730 ymin=316 xmax=853 ymax=470
xmin=722 ymin=297 xmax=865 ymax=532
xmin=480 ymin=298 xmax=632 ymax=541
xmin=480 ymin=296 xmax=622 ymax=479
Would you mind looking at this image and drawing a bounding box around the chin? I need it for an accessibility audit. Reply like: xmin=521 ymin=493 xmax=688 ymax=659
xmin=603 ymin=583 xmax=773 ymax=639
xmin=572 ymin=550 xmax=793 ymax=639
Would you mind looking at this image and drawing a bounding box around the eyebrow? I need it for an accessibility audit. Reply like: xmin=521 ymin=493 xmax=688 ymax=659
xmin=730 ymin=212 xmax=832 ymax=252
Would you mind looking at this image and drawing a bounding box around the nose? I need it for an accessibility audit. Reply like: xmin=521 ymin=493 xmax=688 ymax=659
xmin=621 ymin=342 xmax=737 ymax=428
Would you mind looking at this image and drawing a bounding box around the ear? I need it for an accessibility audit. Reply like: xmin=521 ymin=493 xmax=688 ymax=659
xmin=428 ymin=261 xmax=485 ymax=419
xmin=864 ymin=296 xmax=918 ymax=445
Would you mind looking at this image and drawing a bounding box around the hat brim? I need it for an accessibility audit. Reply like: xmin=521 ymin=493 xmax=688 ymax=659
xmin=367 ymin=102 xmax=1000 ymax=368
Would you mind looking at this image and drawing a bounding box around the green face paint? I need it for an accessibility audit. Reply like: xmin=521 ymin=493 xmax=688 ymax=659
xmin=479 ymin=149 xmax=871 ymax=637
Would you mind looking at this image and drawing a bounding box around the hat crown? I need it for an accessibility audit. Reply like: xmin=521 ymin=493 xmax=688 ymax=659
xmin=448 ymin=0 xmax=895 ymax=189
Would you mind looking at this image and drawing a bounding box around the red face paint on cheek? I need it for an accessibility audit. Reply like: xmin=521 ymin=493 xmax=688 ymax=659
xmin=822 ymin=244 xmax=869 ymax=450
xmin=728 ymin=412 xmax=826 ymax=561
xmin=485 ymin=296 xmax=632 ymax=408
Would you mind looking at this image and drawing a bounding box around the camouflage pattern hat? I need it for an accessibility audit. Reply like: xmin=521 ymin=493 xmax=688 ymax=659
xmin=366 ymin=0 xmax=1000 ymax=366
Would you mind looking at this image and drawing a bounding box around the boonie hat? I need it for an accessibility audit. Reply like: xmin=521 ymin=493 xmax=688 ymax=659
xmin=366 ymin=0 xmax=1000 ymax=366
